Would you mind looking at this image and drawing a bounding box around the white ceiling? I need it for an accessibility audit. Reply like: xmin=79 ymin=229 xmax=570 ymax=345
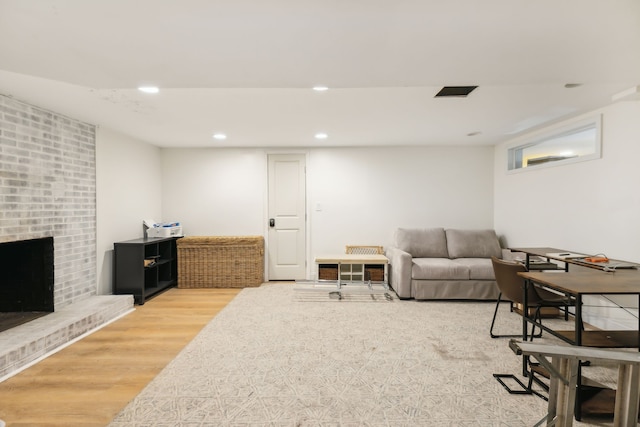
xmin=0 ymin=0 xmax=639 ymax=148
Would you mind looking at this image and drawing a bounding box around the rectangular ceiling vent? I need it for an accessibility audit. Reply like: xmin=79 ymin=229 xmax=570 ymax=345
xmin=435 ymin=86 xmax=478 ymax=98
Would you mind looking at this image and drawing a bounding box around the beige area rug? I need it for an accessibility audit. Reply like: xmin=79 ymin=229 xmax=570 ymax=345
xmin=109 ymin=283 xmax=618 ymax=426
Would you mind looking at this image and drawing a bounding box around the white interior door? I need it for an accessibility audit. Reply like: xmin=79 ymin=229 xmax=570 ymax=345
xmin=267 ymin=154 xmax=306 ymax=280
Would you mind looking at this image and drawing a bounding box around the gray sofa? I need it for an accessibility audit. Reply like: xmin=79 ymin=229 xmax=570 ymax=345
xmin=386 ymin=228 xmax=505 ymax=300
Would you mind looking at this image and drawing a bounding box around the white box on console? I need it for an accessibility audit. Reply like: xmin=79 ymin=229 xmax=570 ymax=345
xmin=147 ymin=226 xmax=183 ymax=238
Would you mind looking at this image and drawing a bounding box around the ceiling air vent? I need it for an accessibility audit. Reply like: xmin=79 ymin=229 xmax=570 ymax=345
xmin=435 ymin=86 xmax=478 ymax=98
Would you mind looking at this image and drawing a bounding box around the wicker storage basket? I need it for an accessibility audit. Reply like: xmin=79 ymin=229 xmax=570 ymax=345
xmin=365 ymin=265 xmax=385 ymax=281
xmin=318 ymin=264 xmax=338 ymax=280
xmin=177 ymin=236 xmax=264 ymax=288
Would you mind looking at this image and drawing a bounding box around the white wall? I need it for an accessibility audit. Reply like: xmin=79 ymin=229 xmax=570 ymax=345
xmin=160 ymin=148 xmax=267 ymax=236
xmin=494 ymin=100 xmax=640 ymax=328
xmin=307 ymin=146 xmax=495 ymax=255
xmin=494 ymin=101 xmax=640 ymax=259
xmin=161 ymin=145 xmax=495 ymax=278
xmin=95 ymin=127 xmax=163 ymax=295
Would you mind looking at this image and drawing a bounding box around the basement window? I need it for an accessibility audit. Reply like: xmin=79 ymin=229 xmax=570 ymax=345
xmin=507 ymin=115 xmax=602 ymax=172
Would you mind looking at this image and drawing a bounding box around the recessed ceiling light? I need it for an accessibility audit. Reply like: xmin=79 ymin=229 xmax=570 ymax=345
xmin=212 ymin=133 xmax=227 ymax=140
xmin=467 ymin=131 xmax=482 ymax=137
xmin=138 ymin=86 xmax=159 ymax=94
xmin=314 ymin=133 xmax=328 ymax=139
xmin=313 ymin=86 xmax=329 ymax=92
xmin=564 ymin=83 xmax=582 ymax=89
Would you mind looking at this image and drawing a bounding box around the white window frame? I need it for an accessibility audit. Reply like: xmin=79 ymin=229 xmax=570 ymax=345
xmin=506 ymin=115 xmax=602 ymax=173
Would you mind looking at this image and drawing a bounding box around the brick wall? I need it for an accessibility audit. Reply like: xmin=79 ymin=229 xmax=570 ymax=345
xmin=0 ymin=94 xmax=97 ymax=309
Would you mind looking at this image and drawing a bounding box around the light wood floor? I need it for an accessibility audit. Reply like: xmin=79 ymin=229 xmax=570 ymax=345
xmin=0 ymin=287 xmax=241 ymax=427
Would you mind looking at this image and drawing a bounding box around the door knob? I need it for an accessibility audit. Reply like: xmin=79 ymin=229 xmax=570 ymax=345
xmin=269 ymin=218 xmax=275 ymax=227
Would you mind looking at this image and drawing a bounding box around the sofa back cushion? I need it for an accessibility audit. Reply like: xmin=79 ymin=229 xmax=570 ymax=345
xmin=445 ymin=229 xmax=502 ymax=259
xmin=394 ymin=228 xmax=449 ymax=258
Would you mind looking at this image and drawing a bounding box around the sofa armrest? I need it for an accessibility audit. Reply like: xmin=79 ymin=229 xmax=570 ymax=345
xmin=501 ymin=248 xmax=527 ymax=261
xmin=386 ymin=246 xmax=412 ymax=298
xmin=501 ymin=248 xmax=515 ymax=260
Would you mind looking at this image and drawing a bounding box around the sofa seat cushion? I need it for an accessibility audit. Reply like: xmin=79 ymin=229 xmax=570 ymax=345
xmin=412 ymin=258 xmax=469 ymax=280
xmin=451 ymin=258 xmax=495 ymax=280
xmin=395 ymin=227 xmax=449 ymax=258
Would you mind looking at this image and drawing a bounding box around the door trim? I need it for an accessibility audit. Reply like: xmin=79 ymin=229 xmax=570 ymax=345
xmin=265 ymin=151 xmax=309 ymax=280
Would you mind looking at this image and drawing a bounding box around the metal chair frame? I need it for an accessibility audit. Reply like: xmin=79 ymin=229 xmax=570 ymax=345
xmin=490 ymin=256 xmax=576 ymax=400
xmin=490 ymin=257 xmax=574 ymax=340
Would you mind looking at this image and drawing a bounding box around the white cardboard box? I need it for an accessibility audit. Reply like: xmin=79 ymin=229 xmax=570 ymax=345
xmin=147 ymin=226 xmax=183 ymax=238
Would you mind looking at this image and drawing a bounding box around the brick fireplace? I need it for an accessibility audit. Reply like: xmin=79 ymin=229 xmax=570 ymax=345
xmin=0 ymin=94 xmax=133 ymax=379
xmin=0 ymin=94 xmax=97 ymax=307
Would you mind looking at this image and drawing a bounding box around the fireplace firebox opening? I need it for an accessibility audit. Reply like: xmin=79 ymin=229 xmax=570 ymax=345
xmin=0 ymin=237 xmax=54 ymax=313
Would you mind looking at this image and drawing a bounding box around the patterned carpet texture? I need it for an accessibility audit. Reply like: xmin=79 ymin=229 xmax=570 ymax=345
xmin=109 ymin=283 xmax=617 ymax=426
